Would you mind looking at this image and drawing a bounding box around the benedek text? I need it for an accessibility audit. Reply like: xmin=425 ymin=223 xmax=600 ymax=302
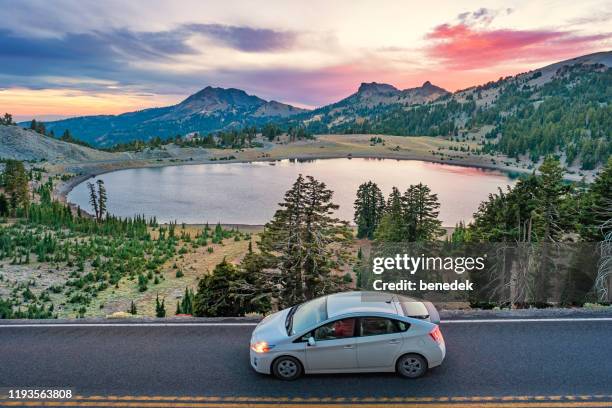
xmin=373 ymin=279 xmax=474 ymax=291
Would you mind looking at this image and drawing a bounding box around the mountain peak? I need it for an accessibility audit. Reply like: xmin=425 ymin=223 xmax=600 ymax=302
xmin=185 ymin=86 xmax=250 ymax=101
xmin=413 ymin=81 xmax=447 ymax=95
xmin=357 ymin=82 xmax=398 ymax=94
xmin=178 ymin=86 xmax=266 ymax=111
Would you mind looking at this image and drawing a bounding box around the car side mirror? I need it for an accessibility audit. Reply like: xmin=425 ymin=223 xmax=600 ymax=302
xmin=307 ymin=336 xmax=316 ymax=347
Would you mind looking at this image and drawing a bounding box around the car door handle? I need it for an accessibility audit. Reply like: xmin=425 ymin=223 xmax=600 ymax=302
xmin=343 ymin=345 xmax=353 ymax=349
xmin=388 ymin=340 xmax=401 ymax=344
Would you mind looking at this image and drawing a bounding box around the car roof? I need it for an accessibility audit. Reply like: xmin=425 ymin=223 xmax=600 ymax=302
xmin=326 ymin=291 xmax=403 ymax=318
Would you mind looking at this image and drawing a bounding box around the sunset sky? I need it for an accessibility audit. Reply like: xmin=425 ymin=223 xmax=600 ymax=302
xmin=0 ymin=0 xmax=610 ymax=121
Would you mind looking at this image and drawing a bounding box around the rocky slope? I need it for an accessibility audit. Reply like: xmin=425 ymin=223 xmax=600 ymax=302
xmin=0 ymin=125 xmax=117 ymax=162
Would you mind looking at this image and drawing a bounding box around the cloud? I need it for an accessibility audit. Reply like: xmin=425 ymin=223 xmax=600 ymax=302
xmin=0 ymin=22 xmax=301 ymax=95
xmin=186 ymin=24 xmax=297 ymax=52
xmin=0 ymin=27 xmax=198 ymax=85
xmin=567 ymin=11 xmax=612 ymax=26
xmin=425 ymin=23 xmax=611 ymax=70
xmin=456 ymin=7 xmax=513 ymax=27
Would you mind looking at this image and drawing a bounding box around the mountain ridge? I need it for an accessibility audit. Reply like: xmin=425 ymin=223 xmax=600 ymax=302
xmin=29 ymin=51 xmax=612 ymax=167
xmin=41 ymin=86 xmax=307 ymax=146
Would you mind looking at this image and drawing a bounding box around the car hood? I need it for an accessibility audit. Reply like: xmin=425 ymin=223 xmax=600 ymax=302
xmin=251 ymin=308 xmax=291 ymax=345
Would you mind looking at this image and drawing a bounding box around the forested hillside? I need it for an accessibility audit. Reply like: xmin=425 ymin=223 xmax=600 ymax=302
xmin=479 ymin=64 xmax=611 ymax=169
xmin=296 ymin=53 xmax=612 ymax=169
xmin=40 ymin=87 xmax=305 ymax=147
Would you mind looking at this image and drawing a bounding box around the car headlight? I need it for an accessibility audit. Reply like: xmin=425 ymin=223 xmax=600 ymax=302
xmin=250 ymin=341 xmax=275 ymax=353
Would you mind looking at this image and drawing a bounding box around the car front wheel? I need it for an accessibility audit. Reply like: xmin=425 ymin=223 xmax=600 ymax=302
xmin=272 ymin=356 xmax=303 ymax=381
xmin=396 ymin=353 xmax=428 ymax=379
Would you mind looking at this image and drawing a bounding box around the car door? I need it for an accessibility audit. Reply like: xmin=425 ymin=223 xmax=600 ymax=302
xmin=356 ymin=317 xmax=409 ymax=369
xmin=305 ymin=318 xmax=358 ymax=372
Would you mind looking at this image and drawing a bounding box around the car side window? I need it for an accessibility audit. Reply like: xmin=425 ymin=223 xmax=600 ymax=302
xmin=359 ymin=317 xmax=409 ymax=336
xmin=313 ymin=318 xmax=356 ymax=341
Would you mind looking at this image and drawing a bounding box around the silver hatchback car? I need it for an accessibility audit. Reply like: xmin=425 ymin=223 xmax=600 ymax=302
xmin=250 ymin=291 xmax=445 ymax=380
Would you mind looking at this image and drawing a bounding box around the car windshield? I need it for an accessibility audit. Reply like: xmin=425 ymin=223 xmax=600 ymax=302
xmin=288 ymin=296 xmax=328 ymax=335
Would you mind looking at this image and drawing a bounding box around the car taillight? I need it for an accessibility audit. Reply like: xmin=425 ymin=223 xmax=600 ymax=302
xmin=250 ymin=341 xmax=273 ymax=353
xmin=429 ymin=326 xmax=443 ymax=344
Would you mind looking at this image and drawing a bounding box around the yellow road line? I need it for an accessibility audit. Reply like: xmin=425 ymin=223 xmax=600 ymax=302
xmin=2 ymin=401 xmax=612 ymax=408
xmin=2 ymin=395 xmax=612 ymax=407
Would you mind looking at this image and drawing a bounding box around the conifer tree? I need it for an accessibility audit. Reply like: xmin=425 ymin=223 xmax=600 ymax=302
xmin=534 ymin=156 xmax=567 ymax=242
xmin=180 ymin=287 xmax=194 ymax=315
xmin=155 ymin=294 xmax=166 ymax=317
xmin=403 ymin=183 xmax=444 ymax=241
xmin=3 ymin=160 xmax=30 ymax=216
xmin=193 ymin=258 xmax=252 ymax=316
xmin=87 ymin=182 xmax=99 ymax=220
xmin=375 ymin=187 xmax=406 ymax=242
xmin=579 ymin=157 xmax=612 ymax=241
xmin=0 ymin=193 xmax=8 ymax=217
xmin=0 ymin=113 xmax=14 ymax=125
xmin=259 ymin=175 xmax=352 ymax=307
xmin=128 ymin=300 xmax=137 ymax=315
xmin=96 ymin=179 xmax=107 ymax=220
xmin=354 ymin=181 xmax=385 ymax=239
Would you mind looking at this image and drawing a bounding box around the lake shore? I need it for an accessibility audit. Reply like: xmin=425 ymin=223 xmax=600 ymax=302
xmin=50 ymin=134 xmax=594 ymax=206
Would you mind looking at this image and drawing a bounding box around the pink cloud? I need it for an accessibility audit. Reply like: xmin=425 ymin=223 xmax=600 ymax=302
xmin=426 ymin=23 xmax=610 ymax=70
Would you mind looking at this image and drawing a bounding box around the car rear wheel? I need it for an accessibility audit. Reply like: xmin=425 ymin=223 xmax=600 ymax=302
xmin=272 ymin=356 xmax=302 ymax=381
xmin=396 ymin=353 xmax=428 ymax=379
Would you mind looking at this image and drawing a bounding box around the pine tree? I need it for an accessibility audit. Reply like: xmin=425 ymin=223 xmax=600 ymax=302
xmin=354 ymin=181 xmax=385 ymax=239
xmin=0 ymin=193 xmax=8 ymax=217
xmin=533 ymin=156 xmax=569 ymax=304
xmin=87 ymin=182 xmax=99 ymax=220
xmin=534 ymin=156 xmax=567 ymax=241
xmin=96 ymin=179 xmax=107 ymax=220
xmin=128 ymin=300 xmax=137 ymax=315
xmin=180 ymin=287 xmax=194 ymax=315
xmin=259 ymin=175 xmax=352 ymax=307
xmin=1 ymin=113 xmax=14 ymax=126
xmin=155 ymin=294 xmax=166 ymax=317
xmin=375 ymin=187 xmax=406 ymax=242
xmin=3 ymin=160 xmax=30 ymax=216
xmin=579 ymin=157 xmax=612 ymax=241
xmin=193 ymin=258 xmax=251 ymax=316
xmin=403 ymin=183 xmax=444 ymax=241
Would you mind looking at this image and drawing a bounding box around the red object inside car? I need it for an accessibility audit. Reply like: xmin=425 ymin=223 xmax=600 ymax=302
xmin=333 ymin=319 xmax=355 ymax=337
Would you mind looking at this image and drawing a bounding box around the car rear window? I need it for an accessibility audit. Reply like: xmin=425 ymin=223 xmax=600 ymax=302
xmin=397 ymin=296 xmax=429 ymax=319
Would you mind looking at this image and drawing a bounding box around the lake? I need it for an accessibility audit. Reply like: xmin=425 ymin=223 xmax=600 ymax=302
xmin=67 ymin=158 xmax=518 ymax=226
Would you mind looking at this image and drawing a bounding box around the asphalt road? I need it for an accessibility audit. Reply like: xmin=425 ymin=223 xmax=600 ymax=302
xmin=0 ymin=319 xmax=611 ymax=405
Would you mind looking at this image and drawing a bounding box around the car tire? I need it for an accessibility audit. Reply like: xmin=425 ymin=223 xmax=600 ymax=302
xmin=272 ymin=356 xmax=303 ymax=381
xmin=396 ymin=353 xmax=428 ymax=379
